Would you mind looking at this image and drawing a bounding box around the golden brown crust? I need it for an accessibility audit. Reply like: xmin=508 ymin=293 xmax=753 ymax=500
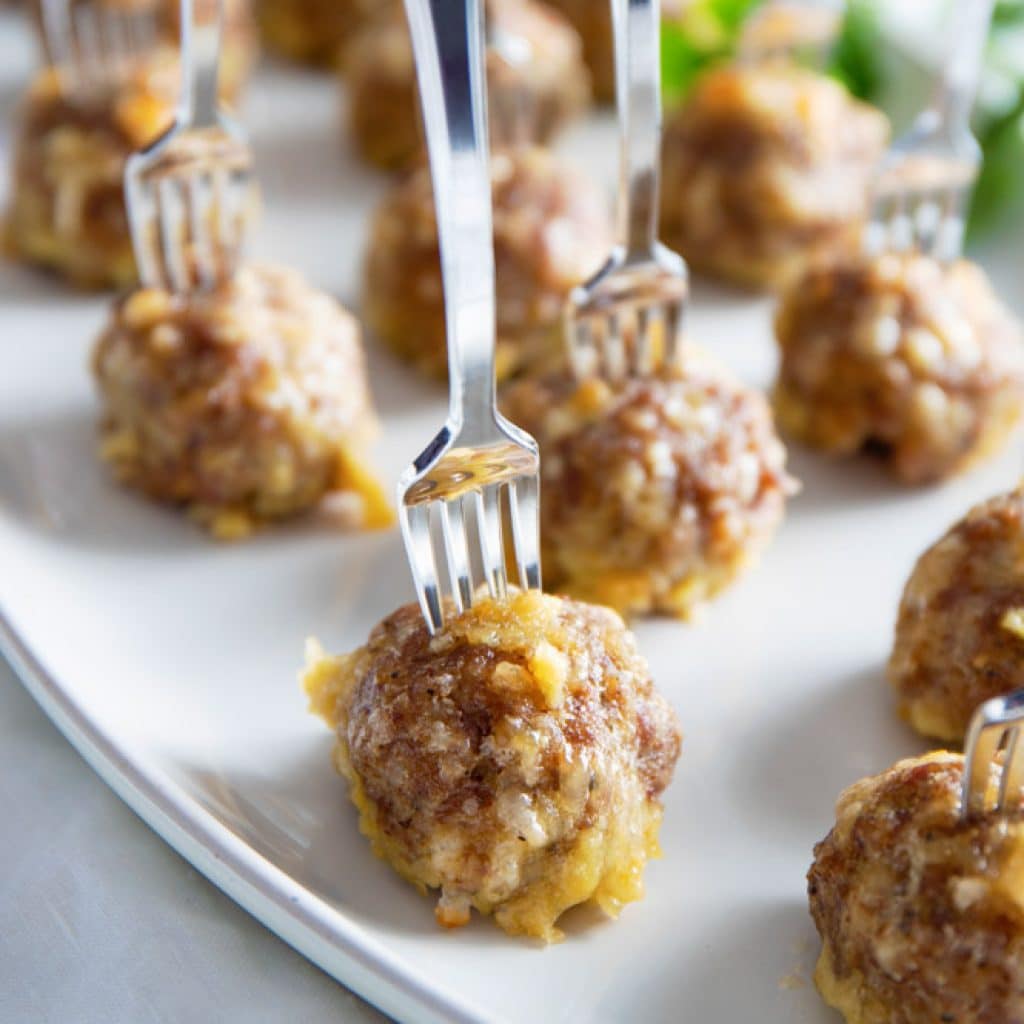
xmin=659 ymin=63 xmax=888 ymax=289
xmin=889 ymin=489 xmax=1024 ymax=742
xmin=774 ymin=251 xmax=1024 ymax=484
xmin=4 ymin=23 xmax=254 ymax=290
xmin=92 ymin=263 xmax=390 ymax=538
xmin=363 ymin=146 xmax=610 ymax=381
xmin=303 ymin=589 xmax=682 ymax=941
xmin=344 ymin=0 xmax=590 ymax=172
xmin=499 ymin=350 xmax=795 ymax=618
xmin=808 ymin=752 xmax=1024 ymax=1024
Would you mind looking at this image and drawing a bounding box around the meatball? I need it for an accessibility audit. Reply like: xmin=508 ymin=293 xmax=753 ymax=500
xmin=808 ymin=752 xmax=1024 ymax=1024
xmin=255 ymin=0 xmax=387 ymax=66
xmin=659 ymin=63 xmax=888 ymax=289
xmin=92 ymin=264 xmax=390 ymax=539
xmin=303 ymin=588 xmax=682 ymax=941
xmin=774 ymin=251 xmax=1024 ymax=484
xmin=889 ymin=489 xmax=1024 ymax=742
xmin=5 ymin=20 xmax=254 ymax=289
xmin=363 ymin=146 xmax=610 ymax=381
xmin=499 ymin=351 xmax=795 ymax=618
xmin=543 ymin=0 xmax=685 ymax=102
xmin=345 ymin=0 xmax=590 ymax=172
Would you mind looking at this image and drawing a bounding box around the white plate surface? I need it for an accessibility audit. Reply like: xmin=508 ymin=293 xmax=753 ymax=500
xmin=2 ymin=13 xmax=1024 ymax=1023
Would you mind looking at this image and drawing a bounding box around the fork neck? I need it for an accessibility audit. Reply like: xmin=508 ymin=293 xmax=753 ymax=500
xmin=178 ymin=0 xmax=224 ymax=128
xmin=930 ymin=0 xmax=995 ymax=134
xmin=406 ymin=0 xmax=499 ymax=437
xmin=614 ymin=0 xmax=663 ymax=262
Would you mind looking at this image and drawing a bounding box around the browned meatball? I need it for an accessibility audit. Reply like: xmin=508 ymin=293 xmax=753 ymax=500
xmin=256 ymin=0 xmax=388 ymax=66
xmin=5 ymin=18 xmax=254 ymax=290
xmin=303 ymin=588 xmax=682 ymax=941
xmin=774 ymin=251 xmax=1024 ymax=484
xmin=363 ymin=146 xmax=610 ymax=382
xmin=889 ymin=489 xmax=1024 ymax=742
xmin=659 ymin=63 xmax=888 ymax=289
xmin=344 ymin=0 xmax=590 ymax=172
xmin=499 ymin=350 xmax=795 ymax=618
xmin=808 ymin=752 xmax=1024 ymax=1024
xmin=92 ymin=264 xmax=390 ymax=539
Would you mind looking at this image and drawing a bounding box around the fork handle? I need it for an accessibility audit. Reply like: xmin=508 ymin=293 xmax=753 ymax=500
xmin=614 ymin=0 xmax=663 ymax=261
xmin=179 ymin=0 xmax=224 ymax=128
xmin=405 ymin=0 xmax=499 ymax=438
xmin=932 ymin=0 xmax=995 ymax=133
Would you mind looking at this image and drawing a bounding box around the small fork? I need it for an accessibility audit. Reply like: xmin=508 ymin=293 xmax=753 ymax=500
xmin=398 ymin=0 xmax=542 ymax=635
xmin=565 ymin=0 xmax=688 ymax=382
xmin=39 ymin=0 xmax=160 ymax=98
xmin=865 ymin=0 xmax=995 ymax=264
xmin=961 ymin=689 xmax=1024 ymax=820
xmin=124 ymin=0 xmax=254 ymax=293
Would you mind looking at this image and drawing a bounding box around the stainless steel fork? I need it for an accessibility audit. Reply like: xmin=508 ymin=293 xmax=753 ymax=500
xmin=962 ymin=688 xmax=1024 ymax=820
xmin=865 ymin=0 xmax=995 ymax=263
xmin=397 ymin=0 xmax=542 ymax=635
xmin=124 ymin=0 xmax=254 ymax=293
xmin=565 ymin=0 xmax=688 ymax=382
xmin=40 ymin=0 xmax=160 ymax=97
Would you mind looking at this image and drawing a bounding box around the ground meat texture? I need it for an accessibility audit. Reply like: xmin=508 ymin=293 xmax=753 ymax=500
xmin=774 ymin=251 xmax=1024 ymax=484
xmin=4 ymin=21 xmax=254 ymax=290
xmin=344 ymin=0 xmax=590 ymax=172
xmin=889 ymin=489 xmax=1024 ymax=742
xmin=659 ymin=63 xmax=888 ymax=289
xmin=808 ymin=752 xmax=1024 ymax=1024
xmin=92 ymin=263 xmax=390 ymax=539
xmin=255 ymin=0 xmax=388 ymax=66
xmin=499 ymin=350 xmax=795 ymax=618
xmin=363 ymin=146 xmax=610 ymax=382
xmin=303 ymin=589 xmax=682 ymax=942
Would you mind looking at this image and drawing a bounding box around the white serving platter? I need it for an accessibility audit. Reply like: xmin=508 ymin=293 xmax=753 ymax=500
xmin=2 ymin=10 xmax=1023 ymax=1022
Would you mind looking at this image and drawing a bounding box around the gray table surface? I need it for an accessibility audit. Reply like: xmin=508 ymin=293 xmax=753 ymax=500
xmin=0 ymin=655 xmax=388 ymax=1024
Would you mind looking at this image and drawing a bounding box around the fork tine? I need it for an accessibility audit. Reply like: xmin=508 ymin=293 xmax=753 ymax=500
xmin=911 ymin=193 xmax=940 ymax=256
xmin=508 ymin=475 xmax=541 ymax=591
xmin=937 ymin=188 xmax=966 ymax=264
xmin=603 ymin=310 xmax=627 ymax=382
xmin=963 ymin=716 xmax=1002 ymax=818
xmin=997 ymin=726 xmax=1024 ymax=813
xmin=400 ymin=503 xmax=445 ymax=634
xmin=157 ymin=177 xmax=190 ymax=294
xmin=664 ymin=296 xmax=684 ymax=368
xmin=476 ymin=486 xmax=507 ymax=601
xmin=439 ymin=496 xmax=473 ymax=613
xmin=633 ymin=304 xmax=653 ymax=376
xmin=186 ymin=174 xmax=215 ymax=291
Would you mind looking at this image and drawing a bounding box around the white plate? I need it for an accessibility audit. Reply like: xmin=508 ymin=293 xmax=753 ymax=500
xmin=3 ymin=12 xmax=1024 ymax=1023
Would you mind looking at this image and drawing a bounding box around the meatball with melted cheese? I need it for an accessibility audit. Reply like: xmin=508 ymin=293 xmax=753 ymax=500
xmin=889 ymin=489 xmax=1024 ymax=742
xmin=659 ymin=63 xmax=888 ymax=289
xmin=499 ymin=350 xmax=795 ymax=618
xmin=345 ymin=0 xmax=589 ymax=172
xmin=92 ymin=264 xmax=390 ymax=539
xmin=303 ymin=588 xmax=682 ymax=941
xmin=774 ymin=251 xmax=1024 ymax=484
xmin=5 ymin=11 xmax=254 ymax=289
xmin=364 ymin=146 xmax=610 ymax=382
xmin=809 ymin=752 xmax=1024 ymax=1024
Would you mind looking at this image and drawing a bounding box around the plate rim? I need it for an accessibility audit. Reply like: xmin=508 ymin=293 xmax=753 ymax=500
xmin=0 ymin=605 xmax=490 ymax=1024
